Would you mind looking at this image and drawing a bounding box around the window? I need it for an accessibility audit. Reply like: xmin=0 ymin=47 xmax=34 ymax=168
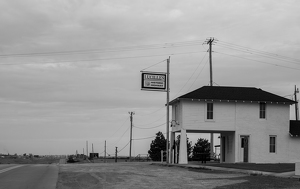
xmin=259 ymin=102 xmax=266 ymax=119
xmin=269 ymin=136 xmax=276 ymax=153
xmin=175 ymin=105 xmax=179 ymax=121
xmin=207 ymin=103 xmax=213 ymax=120
xmin=241 ymin=138 xmax=245 ymax=148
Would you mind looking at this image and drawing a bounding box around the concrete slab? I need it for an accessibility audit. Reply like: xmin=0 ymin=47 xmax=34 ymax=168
xmin=153 ymin=163 xmax=300 ymax=180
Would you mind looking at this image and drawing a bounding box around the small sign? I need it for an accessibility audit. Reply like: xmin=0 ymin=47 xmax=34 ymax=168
xmin=141 ymin=72 xmax=167 ymax=91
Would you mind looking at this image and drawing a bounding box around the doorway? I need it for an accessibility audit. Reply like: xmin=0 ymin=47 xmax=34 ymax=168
xmin=240 ymin=136 xmax=249 ymax=162
xmin=221 ymin=137 xmax=226 ymax=162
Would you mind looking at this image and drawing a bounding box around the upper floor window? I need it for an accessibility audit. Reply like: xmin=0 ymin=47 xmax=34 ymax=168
xmin=269 ymin=136 xmax=276 ymax=153
xmin=175 ymin=105 xmax=179 ymax=121
xmin=259 ymin=102 xmax=266 ymax=119
xmin=207 ymin=103 xmax=213 ymax=120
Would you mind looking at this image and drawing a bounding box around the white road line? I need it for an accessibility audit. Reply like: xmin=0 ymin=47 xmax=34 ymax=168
xmin=0 ymin=165 xmax=24 ymax=174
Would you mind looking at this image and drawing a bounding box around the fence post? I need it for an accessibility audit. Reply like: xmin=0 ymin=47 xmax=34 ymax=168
xmin=115 ymin=147 xmax=118 ymax=163
xmin=171 ymin=149 xmax=174 ymax=164
xmin=175 ymin=146 xmax=177 ymax=164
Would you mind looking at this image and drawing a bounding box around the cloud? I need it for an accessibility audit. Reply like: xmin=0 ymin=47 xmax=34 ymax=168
xmin=0 ymin=0 xmax=300 ymax=155
xmin=168 ymin=9 xmax=183 ymax=19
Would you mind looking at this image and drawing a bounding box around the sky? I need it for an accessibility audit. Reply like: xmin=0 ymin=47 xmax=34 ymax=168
xmin=0 ymin=0 xmax=299 ymax=156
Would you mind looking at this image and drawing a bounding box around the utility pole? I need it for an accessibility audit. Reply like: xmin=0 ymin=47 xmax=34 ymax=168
xmin=295 ymin=85 xmax=299 ymax=120
xmin=115 ymin=147 xmax=118 ymax=162
xmin=129 ymin=111 xmax=135 ymax=161
xmin=206 ymin=37 xmax=215 ymax=159
xmin=92 ymin=143 xmax=94 ymax=159
xmin=104 ymin=140 xmax=106 ymax=163
xmin=207 ymin=38 xmax=214 ymax=86
xmin=86 ymin=141 xmax=88 ymax=159
xmin=166 ymin=57 xmax=170 ymax=164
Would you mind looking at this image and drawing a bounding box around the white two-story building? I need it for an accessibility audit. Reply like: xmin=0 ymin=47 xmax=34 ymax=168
xmin=170 ymin=86 xmax=300 ymax=164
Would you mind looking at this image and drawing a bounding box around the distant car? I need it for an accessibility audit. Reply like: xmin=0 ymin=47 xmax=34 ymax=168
xmin=67 ymin=155 xmax=79 ymax=163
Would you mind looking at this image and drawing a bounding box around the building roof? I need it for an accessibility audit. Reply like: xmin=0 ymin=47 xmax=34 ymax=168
xmin=290 ymin=120 xmax=300 ymax=137
xmin=170 ymin=86 xmax=296 ymax=104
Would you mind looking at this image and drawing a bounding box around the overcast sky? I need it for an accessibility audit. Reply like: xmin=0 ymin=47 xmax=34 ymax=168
xmin=0 ymin=0 xmax=299 ymax=156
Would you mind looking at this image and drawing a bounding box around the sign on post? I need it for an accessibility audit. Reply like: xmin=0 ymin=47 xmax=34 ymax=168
xmin=141 ymin=72 xmax=167 ymax=92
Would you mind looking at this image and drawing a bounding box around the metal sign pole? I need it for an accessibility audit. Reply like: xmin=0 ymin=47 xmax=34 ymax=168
xmin=166 ymin=57 xmax=170 ymax=164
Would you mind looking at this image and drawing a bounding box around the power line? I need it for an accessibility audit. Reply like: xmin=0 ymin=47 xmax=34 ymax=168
xmin=134 ymin=114 xmax=165 ymax=126
xmin=140 ymin=59 xmax=167 ymax=71
xmin=133 ymin=132 xmax=167 ymax=141
xmin=133 ymin=122 xmax=165 ymax=129
xmin=133 ymin=136 xmax=156 ymax=141
xmin=117 ymin=140 xmax=130 ymax=153
xmin=108 ymin=117 xmax=130 ymax=139
xmin=110 ymin=125 xmax=130 ymax=146
xmin=135 ymin=106 xmax=165 ymax=117
xmin=0 ymin=40 xmax=206 ymax=58
xmin=217 ymin=40 xmax=300 ymax=61
xmin=217 ymin=43 xmax=300 ymax=66
xmin=187 ymin=58 xmax=209 ymax=92
xmin=214 ymin=51 xmax=300 ymax=71
xmin=172 ymin=52 xmax=208 ymax=99
xmin=0 ymin=51 xmax=205 ymax=66
xmin=217 ymin=40 xmax=300 ymax=65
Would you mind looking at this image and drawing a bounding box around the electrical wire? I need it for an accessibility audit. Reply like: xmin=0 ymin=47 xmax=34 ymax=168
xmin=134 ymin=115 xmax=165 ymax=126
xmin=133 ymin=132 xmax=167 ymax=141
xmin=214 ymin=51 xmax=300 ymax=71
xmin=117 ymin=140 xmax=130 ymax=153
xmin=133 ymin=122 xmax=165 ymax=129
xmin=0 ymin=51 xmax=205 ymax=66
xmin=171 ymin=52 xmax=208 ymax=99
xmin=0 ymin=40 xmax=206 ymax=58
xmin=217 ymin=40 xmax=300 ymax=65
xmin=217 ymin=44 xmax=300 ymax=66
xmin=135 ymin=106 xmax=165 ymax=117
xmin=108 ymin=117 xmax=129 ymax=139
xmin=111 ymin=125 xmax=130 ymax=146
xmin=140 ymin=59 xmax=167 ymax=72
xmin=217 ymin=40 xmax=300 ymax=62
xmin=187 ymin=58 xmax=209 ymax=92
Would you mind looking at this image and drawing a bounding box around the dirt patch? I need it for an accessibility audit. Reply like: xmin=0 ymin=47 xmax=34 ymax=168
xmin=57 ymin=163 xmax=250 ymax=189
xmin=57 ymin=162 xmax=300 ymax=189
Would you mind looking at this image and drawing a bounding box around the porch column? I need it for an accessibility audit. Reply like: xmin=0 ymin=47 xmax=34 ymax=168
xmin=170 ymin=132 xmax=175 ymax=164
xmin=178 ymin=129 xmax=188 ymax=164
xmin=210 ymin=133 xmax=214 ymax=159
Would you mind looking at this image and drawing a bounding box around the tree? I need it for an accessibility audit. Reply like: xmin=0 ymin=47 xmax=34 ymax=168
xmin=174 ymin=135 xmax=192 ymax=159
xmin=148 ymin=131 xmax=166 ymax=161
xmin=192 ymin=138 xmax=210 ymax=160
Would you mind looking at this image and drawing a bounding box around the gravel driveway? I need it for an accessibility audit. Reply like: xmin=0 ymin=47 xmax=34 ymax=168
xmin=57 ymin=162 xmax=249 ymax=189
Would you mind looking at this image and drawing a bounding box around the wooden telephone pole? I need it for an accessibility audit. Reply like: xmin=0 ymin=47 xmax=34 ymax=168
xmin=207 ymin=38 xmax=215 ymax=86
xmin=295 ymin=85 xmax=299 ymax=120
xmin=104 ymin=140 xmax=106 ymax=163
xmin=86 ymin=141 xmax=88 ymax=159
xmin=206 ymin=38 xmax=215 ymax=159
xmin=115 ymin=147 xmax=118 ymax=162
xmin=129 ymin=112 xmax=135 ymax=160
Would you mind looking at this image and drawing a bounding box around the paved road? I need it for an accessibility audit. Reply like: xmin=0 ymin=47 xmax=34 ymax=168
xmin=0 ymin=164 xmax=59 ymax=189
